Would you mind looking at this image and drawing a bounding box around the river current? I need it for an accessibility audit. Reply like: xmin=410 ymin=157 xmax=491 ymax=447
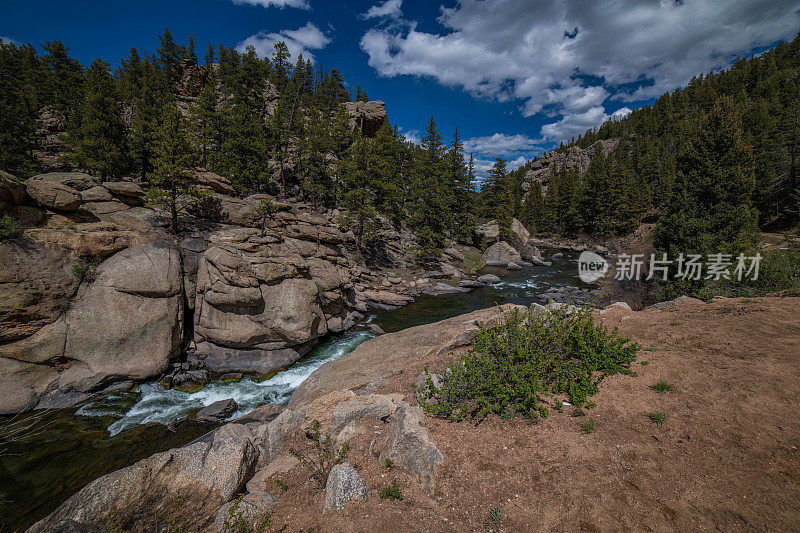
xmin=0 ymin=250 xmax=585 ymax=530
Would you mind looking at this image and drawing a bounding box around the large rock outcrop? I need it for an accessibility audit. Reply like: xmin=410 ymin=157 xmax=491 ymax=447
xmin=343 ymin=100 xmax=387 ymax=137
xmin=522 ymin=138 xmax=618 ymax=196
xmin=193 ymin=226 xmax=356 ymax=375
xmin=0 ymin=241 xmax=184 ymax=413
xmin=29 ymin=422 xmax=260 ymax=532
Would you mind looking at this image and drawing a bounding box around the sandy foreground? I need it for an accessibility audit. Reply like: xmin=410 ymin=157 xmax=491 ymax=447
xmin=268 ymin=297 xmax=800 ymax=532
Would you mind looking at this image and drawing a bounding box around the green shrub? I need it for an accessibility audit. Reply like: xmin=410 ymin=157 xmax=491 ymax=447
xmin=580 ymin=418 xmax=596 ymax=434
xmin=379 ymin=482 xmax=403 ymax=501
xmin=0 ymin=214 xmax=23 ymax=240
xmin=289 ymin=419 xmax=350 ymax=485
xmin=418 ymin=306 xmax=639 ymax=422
xmin=486 ymin=505 xmax=504 ymax=530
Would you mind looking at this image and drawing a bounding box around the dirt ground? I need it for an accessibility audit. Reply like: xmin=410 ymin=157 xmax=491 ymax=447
xmin=266 ymin=297 xmax=800 ymax=532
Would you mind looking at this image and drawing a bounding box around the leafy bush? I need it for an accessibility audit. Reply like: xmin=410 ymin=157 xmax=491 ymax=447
xmin=418 ymin=306 xmax=639 ymax=422
xmin=650 ymin=380 xmax=675 ymax=392
xmin=0 ymin=214 xmax=23 ymax=240
xmin=289 ymin=419 xmax=350 ymax=485
xmin=662 ymin=241 xmax=800 ymax=300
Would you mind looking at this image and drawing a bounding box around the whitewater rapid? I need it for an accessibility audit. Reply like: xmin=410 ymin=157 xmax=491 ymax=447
xmin=77 ymin=330 xmax=374 ymax=436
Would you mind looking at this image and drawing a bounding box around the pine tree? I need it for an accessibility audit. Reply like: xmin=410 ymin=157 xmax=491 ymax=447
xmin=157 ymin=29 xmax=182 ymax=86
xmin=147 ymin=101 xmax=197 ymax=233
xmin=655 ymin=97 xmax=758 ymax=263
xmin=340 ymin=137 xmax=379 ymax=251
xmin=0 ymin=41 xmax=40 ymax=176
xmin=409 ymin=117 xmax=450 ymax=259
xmin=68 ymin=58 xmax=127 ymax=179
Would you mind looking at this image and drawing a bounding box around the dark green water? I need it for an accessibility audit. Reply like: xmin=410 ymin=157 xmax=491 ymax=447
xmin=0 ymin=250 xmax=583 ymax=531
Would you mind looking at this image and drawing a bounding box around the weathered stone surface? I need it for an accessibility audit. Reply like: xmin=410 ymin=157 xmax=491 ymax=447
xmin=477 ymin=273 xmax=501 ymax=285
xmin=323 ymin=462 xmax=370 ymax=511
xmin=360 ymin=289 xmax=414 ymax=310
xmin=379 ymin=403 xmax=444 ymax=493
xmin=102 ymin=181 xmax=145 ymax=204
xmin=523 ymin=138 xmax=618 ymax=197
xmin=258 ymin=408 xmax=305 ymax=466
xmin=30 ymin=172 xmax=99 ymax=191
xmin=30 ymin=422 xmax=259 ymax=532
xmin=330 ymin=394 xmax=400 ymax=430
xmin=197 ymin=398 xmax=238 ymax=422
xmin=197 ymin=341 xmax=315 ymax=375
xmin=246 ymin=455 xmax=299 ymax=493
xmin=482 ymin=241 xmax=522 ymax=266
xmin=214 ymin=492 xmax=276 ymax=532
xmin=25 ymin=179 xmax=81 ymax=211
xmin=0 ymin=240 xmax=79 ymax=343
xmin=0 ymin=170 xmax=25 ymax=210
xmin=343 ymin=100 xmax=387 ymax=137
xmin=194 ymin=168 xmax=236 ymax=195
xmin=0 ymin=241 xmax=183 ymax=413
xmin=79 ymin=186 xmax=114 ymax=203
xmin=29 ymin=223 xmax=149 ymax=259
xmin=80 ymin=200 xmax=129 ymax=215
xmin=507 ymin=261 xmax=522 ymax=270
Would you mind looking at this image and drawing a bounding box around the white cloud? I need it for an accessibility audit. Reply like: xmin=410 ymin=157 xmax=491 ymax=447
xmin=464 ymin=133 xmax=545 ymax=179
xmin=402 ymin=129 xmax=421 ymax=144
xmin=540 ymin=106 xmax=609 ymax=140
xmin=463 ymin=133 xmax=544 ymax=159
xmin=230 ymin=0 xmax=310 ymax=9
xmin=361 ymin=0 xmax=799 ymax=142
xmin=237 ymin=23 xmax=331 ymax=63
xmin=362 ymin=0 xmax=403 ymax=20
xmin=0 ymin=36 xmax=19 ymax=45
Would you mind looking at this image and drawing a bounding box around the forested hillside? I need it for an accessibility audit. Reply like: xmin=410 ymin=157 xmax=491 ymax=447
xmin=0 ymin=30 xmax=476 ymax=259
xmin=484 ymin=34 xmax=800 ymax=238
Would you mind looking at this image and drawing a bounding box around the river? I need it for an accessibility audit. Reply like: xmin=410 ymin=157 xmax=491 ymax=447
xmin=0 ymin=250 xmax=586 ymax=530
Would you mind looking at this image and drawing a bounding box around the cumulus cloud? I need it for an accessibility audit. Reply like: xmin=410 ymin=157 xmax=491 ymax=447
xmin=361 ymin=0 xmax=799 ymax=142
xmin=230 ymin=0 xmax=310 ymax=9
xmin=464 ymin=133 xmax=544 ymax=179
xmin=401 ymin=128 xmax=421 ymax=144
xmin=362 ymin=0 xmax=403 ymax=20
xmin=463 ymin=133 xmax=544 ymax=159
xmin=237 ymin=22 xmax=331 ymax=62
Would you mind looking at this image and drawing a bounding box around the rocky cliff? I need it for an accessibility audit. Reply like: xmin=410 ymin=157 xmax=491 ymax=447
xmin=0 ymin=170 xmax=486 ymax=414
xmin=520 ymin=138 xmax=618 ymax=197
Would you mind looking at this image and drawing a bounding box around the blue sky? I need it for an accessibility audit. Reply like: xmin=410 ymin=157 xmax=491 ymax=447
xmin=1 ymin=0 xmax=798 ymax=176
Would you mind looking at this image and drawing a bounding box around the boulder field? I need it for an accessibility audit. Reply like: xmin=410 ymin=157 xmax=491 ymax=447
xmin=0 ymin=171 xmax=544 ymax=414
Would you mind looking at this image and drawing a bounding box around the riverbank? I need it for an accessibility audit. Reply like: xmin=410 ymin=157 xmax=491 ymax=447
xmin=0 ymin=252 xmax=588 ymax=530
xmin=28 ymin=295 xmax=800 ymax=531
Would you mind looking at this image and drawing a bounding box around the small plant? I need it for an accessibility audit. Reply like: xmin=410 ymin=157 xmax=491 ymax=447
xmin=646 ymin=412 xmax=666 ymax=427
xmin=670 ymin=321 xmax=681 ymax=327
xmin=274 ymin=479 xmax=288 ymax=492
xmin=0 ymin=214 xmax=23 ymax=240
xmin=72 ymin=258 xmax=99 ymax=282
xmin=486 ymin=504 xmax=504 ymax=530
xmin=162 ymin=496 xmax=186 ymax=533
xmin=580 ymin=418 xmax=596 ymax=434
xmin=289 ymin=420 xmax=350 ymax=485
xmin=379 ymin=482 xmax=404 ymax=501
xmin=256 ymin=198 xmax=278 ymax=236
xmin=384 ymin=458 xmax=394 ymax=471
xmin=106 ymin=510 xmax=122 ymax=533
xmin=640 ymin=360 xmax=650 ymax=365
xmin=418 ymin=306 xmax=639 ymax=422
xmin=650 ymin=380 xmax=675 ymax=393
xmin=221 ymin=497 xmax=270 ymax=533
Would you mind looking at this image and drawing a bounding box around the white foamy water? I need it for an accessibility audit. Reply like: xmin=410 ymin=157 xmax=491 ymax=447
xmin=79 ymin=331 xmax=374 ymax=436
